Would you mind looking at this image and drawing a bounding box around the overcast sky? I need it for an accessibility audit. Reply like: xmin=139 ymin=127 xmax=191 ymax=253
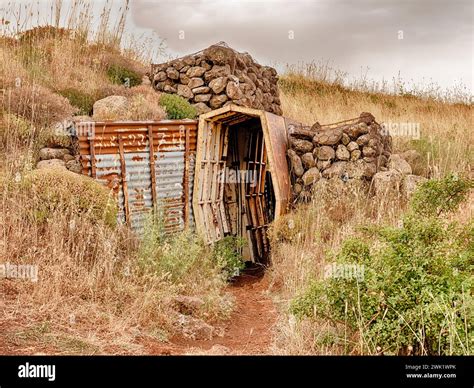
xmin=3 ymin=0 xmax=473 ymax=93
xmin=129 ymin=0 xmax=473 ymax=93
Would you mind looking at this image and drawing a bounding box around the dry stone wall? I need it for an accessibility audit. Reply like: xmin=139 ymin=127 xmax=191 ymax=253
xmin=150 ymin=43 xmax=282 ymax=115
xmin=287 ymin=112 xmax=393 ymax=200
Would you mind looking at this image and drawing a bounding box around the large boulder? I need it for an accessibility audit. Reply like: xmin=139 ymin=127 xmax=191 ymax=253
xmin=39 ymin=147 xmax=71 ymax=161
xmin=401 ymin=174 xmax=428 ymax=198
xmin=388 ymin=154 xmax=412 ymax=175
xmin=37 ymin=159 xmax=66 ymax=170
xmin=372 ymin=170 xmax=403 ymax=197
xmin=203 ymin=44 xmax=237 ymax=65
xmin=93 ymin=95 xmax=129 ymax=121
xmin=313 ymin=128 xmax=343 ymax=146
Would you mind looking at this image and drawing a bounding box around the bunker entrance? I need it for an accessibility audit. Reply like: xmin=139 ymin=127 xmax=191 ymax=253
xmin=193 ymin=105 xmax=290 ymax=265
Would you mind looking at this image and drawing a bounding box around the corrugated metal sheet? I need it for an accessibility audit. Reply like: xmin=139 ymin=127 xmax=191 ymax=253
xmin=77 ymin=120 xmax=198 ymax=234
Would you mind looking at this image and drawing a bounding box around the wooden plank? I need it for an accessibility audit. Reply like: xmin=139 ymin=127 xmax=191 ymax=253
xmin=118 ymin=136 xmax=131 ymax=227
xmin=89 ymin=138 xmax=96 ymax=178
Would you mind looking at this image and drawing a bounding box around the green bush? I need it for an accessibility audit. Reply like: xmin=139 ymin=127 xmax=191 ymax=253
xmin=212 ymin=236 xmax=246 ymax=280
xmin=21 ymin=169 xmax=117 ymax=227
xmin=106 ymin=63 xmax=142 ymax=87
xmin=159 ymin=93 xmax=197 ymax=119
xmin=290 ymin=176 xmax=473 ymax=355
xmin=59 ymin=88 xmax=96 ymax=115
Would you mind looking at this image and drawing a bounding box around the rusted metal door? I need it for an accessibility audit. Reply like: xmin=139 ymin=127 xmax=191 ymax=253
xmin=77 ymin=120 xmax=198 ymax=234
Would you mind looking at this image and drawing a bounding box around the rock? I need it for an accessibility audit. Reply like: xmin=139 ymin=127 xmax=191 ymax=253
xmin=401 ymin=149 xmax=422 ymax=169
xmin=37 ymin=159 xmax=66 ymax=170
xmin=66 ymin=159 xmax=82 ymax=174
xmin=341 ymin=132 xmax=350 ymax=145
xmin=194 ymin=94 xmax=212 ymax=103
xmin=287 ymin=149 xmax=304 ymax=177
xmin=180 ymin=65 xmax=190 ymax=73
xmin=93 ymin=95 xmax=129 ymax=120
xmin=293 ymin=182 xmax=303 ymax=195
xmin=177 ymin=84 xmax=194 ymax=99
xmin=350 ymin=160 xmax=377 ymax=179
xmin=204 ymin=65 xmax=231 ymax=82
xmin=209 ymin=94 xmax=228 ymax=109
xmin=173 ymin=295 xmax=205 ymax=314
xmin=317 ymin=160 xmax=331 ymax=170
xmin=163 ymin=85 xmax=177 ymax=93
xmin=177 ymin=314 xmax=215 ymax=341
xmin=39 ymin=147 xmax=71 ymax=161
xmin=290 ymin=138 xmax=314 ymax=154
xmin=186 ymin=66 xmax=206 ymax=78
xmin=402 ymin=174 xmax=428 ymax=198
xmin=359 ymin=112 xmax=375 ymax=124
xmin=171 ymin=59 xmax=186 ymax=71
xmin=302 ymin=167 xmax=321 ymax=186
xmin=154 ymin=71 xmax=167 ymax=82
xmin=356 ymin=134 xmax=370 ymax=146
xmin=226 ymin=81 xmax=243 ymax=100
xmin=166 ymin=67 xmax=180 ymax=80
xmin=301 ymin=152 xmax=316 ymax=169
xmin=183 ymin=56 xmax=195 ymax=66
xmin=63 ymin=154 xmax=75 ymax=162
xmin=372 ymin=170 xmax=403 ymax=197
xmin=203 ymin=44 xmax=236 ymax=65
xmin=388 ymin=154 xmax=412 ymax=175
xmin=336 ymin=144 xmax=350 ymax=161
xmin=322 ymin=161 xmax=348 ymax=179
xmin=315 ymin=145 xmax=335 ymax=161
xmin=313 ymin=128 xmax=343 ymax=146
xmin=362 ymin=146 xmax=377 ymax=157
xmin=192 ymin=102 xmax=212 ymax=115
xmin=192 ymin=86 xmax=211 ymax=94
xmin=350 ymin=149 xmax=362 ymax=161
xmin=209 ymin=77 xmax=227 ymax=94
xmin=179 ymin=73 xmax=190 ymax=85
xmin=188 ymin=77 xmax=204 ymax=89
xmin=347 ymin=122 xmax=369 ymax=139
xmin=347 ymin=141 xmax=359 ymax=152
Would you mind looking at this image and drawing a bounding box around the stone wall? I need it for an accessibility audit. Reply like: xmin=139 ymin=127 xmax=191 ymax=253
xmin=150 ymin=43 xmax=282 ymax=115
xmin=287 ymin=112 xmax=392 ymax=200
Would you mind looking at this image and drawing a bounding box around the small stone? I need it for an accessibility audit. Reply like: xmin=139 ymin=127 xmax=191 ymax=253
xmin=356 ymin=134 xmax=370 ymax=146
xmin=315 ymin=145 xmax=335 ymax=161
xmin=290 ymin=138 xmax=314 ymax=154
xmin=186 ymin=66 xmax=207 ymax=78
xmin=154 ymin=71 xmax=167 ymax=82
xmin=362 ymin=146 xmax=377 ymax=157
xmin=193 ymin=102 xmax=212 ymax=115
xmin=66 ymin=159 xmax=82 ymax=174
xmin=347 ymin=122 xmax=369 ymax=139
xmin=301 ymin=152 xmax=316 ymax=169
xmin=188 ymin=77 xmax=204 ymax=89
xmin=166 ymin=67 xmax=180 ymax=80
xmin=177 ymin=84 xmax=193 ymax=99
xmin=163 ymin=85 xmax=177 ymax=93
xmin=302 ymin=167 xmax=321 ymax=186
xmin=194 ymin=94 xmax=212 ymax=103
xmin=322 ymin=161 xmax=348 ymax=179
xmin=287 ymin=149 xmax=304 ymax=177
xmin=313 ymin=128 xmax=343 ymax=146
xmin=192 ymin=86 xmax=211 ymax=94
xmin=336 ymin=144 xmax=350 ymax=161
xmin=209 ymin=94 xmax=228 ymax=109
xmin=341 ymin=133 xmax=350 ymax=145
xmin=317 ymin=160 xmax=331 ymax=170
xmin=226 ymin=81 xmax=243 ymax=100
xmin=209 ymin=77 xmax=227 ymax=94
xmin=347 ymin=141 xmax=359 ymax=152
xmin=63 ymin=154 xmax=75 ymax=162
xmin=179 ymin=73 xmax=190 ymax=84
xmin=204 ymin=65 xmax=231 ymax=82
xmin=350 ymin=149 xmax=362 ymax=161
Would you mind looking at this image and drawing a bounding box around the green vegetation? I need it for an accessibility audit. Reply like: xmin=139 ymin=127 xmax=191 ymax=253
xmin=159 ymin=93 xmax=197 ymax=119
xmin=106 ymin=63 xmax=142 ymax=87
xmin=290 ymin=176 xmax=473 ymax=355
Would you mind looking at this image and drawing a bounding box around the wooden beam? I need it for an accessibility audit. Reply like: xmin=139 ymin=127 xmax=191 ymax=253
xmin=118 ymin=136 xmax=131 ymax=227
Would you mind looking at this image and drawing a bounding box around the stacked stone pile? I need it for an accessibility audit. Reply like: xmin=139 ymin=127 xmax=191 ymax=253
xmin=150 ymin=43 xmax=282 ymax=115
xmin=287 ymin=112 xmax=393 ymax=199
xmin=36 ymin=147 xmax=82 ymax=174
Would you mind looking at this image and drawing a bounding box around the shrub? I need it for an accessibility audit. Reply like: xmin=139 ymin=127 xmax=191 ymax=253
xmin=106 ymin=63 xmax=142 ymax=87
xmin=2 ymin=85 xmax=77 ymax=127
xmin=159 ymin=93 xmax=197 ymax=119
xmin=212 ymin=236 xmax=246 ymax=279
xmin=59 ymin=88 xmax=96 ymax=115
xmin=411 ymin=174 xmax=473 ymax=217
xmin=20 ymin=168 xmax=117 ymax=227
xmin=290 ymin=177 xmax=473 ymax=355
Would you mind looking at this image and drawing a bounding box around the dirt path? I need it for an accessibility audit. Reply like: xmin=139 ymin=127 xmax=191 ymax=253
xmin=144 ymin=273 xmax=277 ymax=355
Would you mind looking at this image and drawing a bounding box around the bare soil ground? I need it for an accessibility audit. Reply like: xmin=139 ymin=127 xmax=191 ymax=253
xmin=0 ymin=273 xmax=277 ymax=355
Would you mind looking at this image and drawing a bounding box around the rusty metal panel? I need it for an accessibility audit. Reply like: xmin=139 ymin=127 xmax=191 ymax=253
xmin=77 ymin=120 xmax=198 ymax=234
